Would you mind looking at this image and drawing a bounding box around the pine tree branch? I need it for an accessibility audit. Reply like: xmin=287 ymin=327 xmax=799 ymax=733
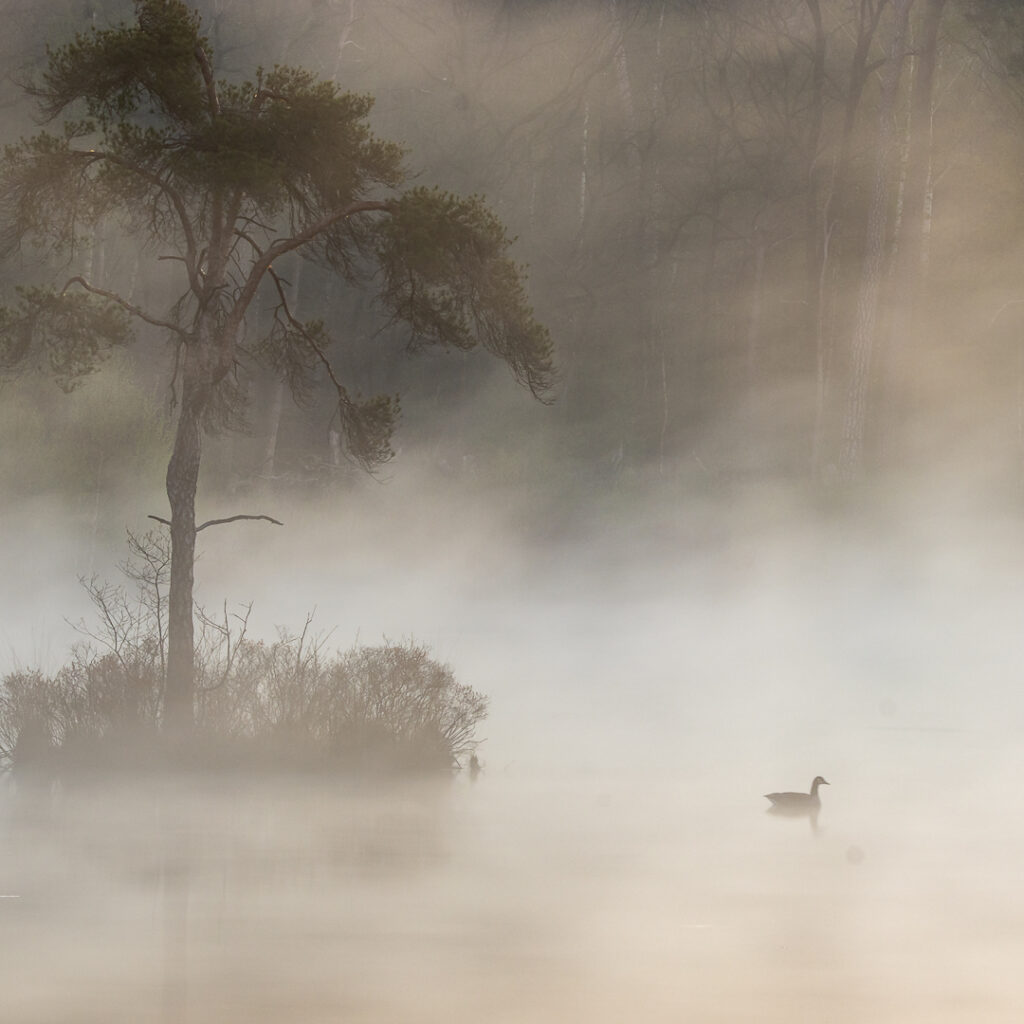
xmin=266 ymin=263 xmax=346 ymax=396
xmin=265 ymin=263 xmax=395 ymax=471
xmin=227 ymin=199 xmax=393 ymax=336
xmin=74 ymin=149 xmax=202 ymax=295
xmin=62 ymin=276 xmax=189 ymax=339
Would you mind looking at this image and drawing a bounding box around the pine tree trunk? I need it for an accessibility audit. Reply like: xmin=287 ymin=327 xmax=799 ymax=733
xmin=163 ymin=355 xmax=205 ymax=735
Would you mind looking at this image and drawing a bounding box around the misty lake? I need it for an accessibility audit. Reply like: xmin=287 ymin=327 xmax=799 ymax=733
xmin=9 ymin=0 xmax=1024 ymax=1016
xmin=7 ymin=487 xmax=1024 ymax=1023
xmin=2 ymin=727 xmax=1023 ymax=1024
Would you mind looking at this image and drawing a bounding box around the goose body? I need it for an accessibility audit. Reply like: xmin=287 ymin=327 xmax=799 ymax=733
xmin=765 ymin=775 xmax=829 ymax=810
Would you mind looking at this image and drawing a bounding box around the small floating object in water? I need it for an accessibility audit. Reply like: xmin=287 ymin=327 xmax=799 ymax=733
xmin=764 ymin=775 xmax=829 ymax=814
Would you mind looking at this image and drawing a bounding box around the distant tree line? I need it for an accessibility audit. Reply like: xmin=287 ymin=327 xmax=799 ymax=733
xmin=240 ymin=0 xmax=1024 ymax=491
xmin=5 ymin=0 xmax=1024 ymax=500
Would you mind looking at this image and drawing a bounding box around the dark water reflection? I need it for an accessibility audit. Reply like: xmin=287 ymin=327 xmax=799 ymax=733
xmin=766 ymin=800 xmax=821 ymax=834
xmin=0 ymin=754 xmax=1022 ymax=1023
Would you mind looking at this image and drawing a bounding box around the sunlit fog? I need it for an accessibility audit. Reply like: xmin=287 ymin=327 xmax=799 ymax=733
xmin=3 ymin=0 xmax=1024 ymax=1021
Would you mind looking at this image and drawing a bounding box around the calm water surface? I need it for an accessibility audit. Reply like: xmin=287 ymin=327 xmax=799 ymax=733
xmin=1 ymin=729 xmax=1022 ymax=1024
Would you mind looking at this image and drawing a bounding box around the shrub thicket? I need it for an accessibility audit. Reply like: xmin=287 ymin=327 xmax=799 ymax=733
xmin=0 ymin=532 xmax=487 ymax=776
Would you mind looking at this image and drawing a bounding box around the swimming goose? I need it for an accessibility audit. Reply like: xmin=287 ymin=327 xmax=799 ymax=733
xmin=765 ymin=775 xmax=829 ymax=811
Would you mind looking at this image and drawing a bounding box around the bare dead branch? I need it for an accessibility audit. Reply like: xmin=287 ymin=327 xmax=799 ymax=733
xmin=197 ymin=600 xmax=251 ymax=693
xmin=987 ymin=299 xmax=1024 ymax=331
xmin=197 ymin=516 xmax=284 ymax=532
xmin=148 ymin=513 xmax=283 ymax=531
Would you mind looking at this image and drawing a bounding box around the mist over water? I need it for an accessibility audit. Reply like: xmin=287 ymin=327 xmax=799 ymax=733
xmin=5 ymin=468 xmax=1024 ymax=1022
xmin=2 ymin=733 xmax=1022 ymax=1022
xmin=5 ymin=0 xmax=1024 ymax=1018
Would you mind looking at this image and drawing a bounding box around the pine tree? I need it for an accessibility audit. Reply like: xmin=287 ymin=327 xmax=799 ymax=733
xmin=0 ymin=0 xmax=553 ymax=733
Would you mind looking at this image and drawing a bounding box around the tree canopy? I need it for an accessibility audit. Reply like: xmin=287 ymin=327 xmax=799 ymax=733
xmin=0 ymin=0 xmax=553 ymax=732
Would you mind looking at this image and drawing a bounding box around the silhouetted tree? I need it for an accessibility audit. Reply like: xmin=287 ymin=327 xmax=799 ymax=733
xmin=0 ymin=0 xmax=553 ymax=734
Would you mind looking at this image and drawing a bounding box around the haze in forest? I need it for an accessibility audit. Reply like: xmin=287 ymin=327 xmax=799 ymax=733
xmin=0 ymin=0 xmax=1021 ymax=813
xmin=3 ymin=1 xmax=1024 ymax=1020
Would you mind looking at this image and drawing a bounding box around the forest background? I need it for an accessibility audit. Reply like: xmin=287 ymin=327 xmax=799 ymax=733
xmin=3 ymin=0 xmax=1024 ymax=583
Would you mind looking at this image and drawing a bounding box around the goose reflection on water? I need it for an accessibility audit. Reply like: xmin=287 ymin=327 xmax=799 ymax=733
xmin=764 ymin=775 xmax=829 ymax=833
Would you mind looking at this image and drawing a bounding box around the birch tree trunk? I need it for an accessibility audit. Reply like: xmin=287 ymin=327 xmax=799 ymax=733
xmin=609 ymin=0 xmax=664 ymax=463
xmin=260 ymin=381 xmax=285 ymax=482
xmin=839 ymin=0 xmax=914 ymax=482
xmin=803 ymin=0 xmax=830 ymax=470
xmin=884 ymin=0 xmax=947 ymax=458
xmin=260 ymin=259 xmax=305 ymax=482
xmin=815 ymin=0 xmax=888 ymax=476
